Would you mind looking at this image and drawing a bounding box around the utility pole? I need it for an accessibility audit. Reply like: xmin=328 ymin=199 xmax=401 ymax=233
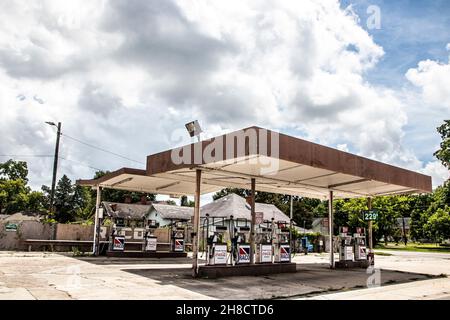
xmin=46 ymin=121 xmax=61 ymax=212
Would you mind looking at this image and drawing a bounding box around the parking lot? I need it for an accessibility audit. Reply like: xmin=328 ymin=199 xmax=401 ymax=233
xmin=1 ymin=250 xmax=448 ymax=300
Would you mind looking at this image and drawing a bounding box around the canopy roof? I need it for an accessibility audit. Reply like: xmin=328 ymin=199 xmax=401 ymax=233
xmin=78 ymin=126 xmax=432 ymax=200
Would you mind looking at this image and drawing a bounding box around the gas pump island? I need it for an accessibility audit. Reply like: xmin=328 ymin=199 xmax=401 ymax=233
xmin=335 ymin=226 xmax=370 ymax=268
xmin=107 ymin=217 xmax=189 ymax=258
xmin=201 ymin=215 xmax=296 ymax=277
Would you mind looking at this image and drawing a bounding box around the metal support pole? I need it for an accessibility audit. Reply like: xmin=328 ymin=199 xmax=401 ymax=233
xmin=249 ymin=178 xmax=256 ymax=264
xmin=368 ymin=197 xmax=374 ymax=265
xmin=192 ymin=169 xmax=201 ymax=277
xmin=93 ymin=185 xmax=101 ymax=255
xmin=328 ymin=190 xmax=334 ymax=268
xmin=50 ymin=122 xmax=61 ymax=212
xmin=289 ymin=195 xmax=293 ymax=262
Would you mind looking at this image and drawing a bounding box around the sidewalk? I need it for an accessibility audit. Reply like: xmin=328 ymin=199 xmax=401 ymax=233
xmin=302 ymin=277 xmax=450 ymax=300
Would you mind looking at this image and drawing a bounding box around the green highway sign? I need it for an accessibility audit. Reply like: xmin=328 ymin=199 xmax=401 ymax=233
xmin=363 ymin=210 xmax=378 ymax=221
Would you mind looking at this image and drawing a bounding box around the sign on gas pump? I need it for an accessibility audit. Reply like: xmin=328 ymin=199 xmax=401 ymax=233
xmin=260 ymin=244 xmax=272 ymax=263
xmin=237 ymin=245 xmax=250 ymax=264
xmin=280 ymin=245 xmax=290 ymax=262
xmin=255 ymin=212 xmax=264 ymax=225
xmin=214 ymin=244 xmax=227 ymax=265
xmin=174 ymin=239 xmax=184 ymax=252
xmin=113 ymin=236 xmax=125 ymax=251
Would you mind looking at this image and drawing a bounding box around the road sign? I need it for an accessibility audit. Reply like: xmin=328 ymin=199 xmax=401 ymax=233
xmin=363 ymin=210 xmax=378 ymax=221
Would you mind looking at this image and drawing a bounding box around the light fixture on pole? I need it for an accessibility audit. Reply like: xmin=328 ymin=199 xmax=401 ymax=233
xmin=185 ymin=120 xmax=202 ymax=142
xmin=46 ymin=121 xmax=62 ymax=212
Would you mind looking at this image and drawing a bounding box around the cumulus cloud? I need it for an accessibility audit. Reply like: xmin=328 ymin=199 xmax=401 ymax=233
xmin=0 ymin=0 xmax=448 ymax=192
xmin=406 ymin=44 xmax=450 ymax=110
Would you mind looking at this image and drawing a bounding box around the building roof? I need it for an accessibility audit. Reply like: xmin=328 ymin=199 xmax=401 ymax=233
xmin=1 ymin=212 xmax=42 ymax=222
xmin=201 ymin=193 xmax=290 ymax=222
xmin=102 ymin=201 xmax=151 ymax=220
xmin=150 ymin=203 xmax=193 ymax=221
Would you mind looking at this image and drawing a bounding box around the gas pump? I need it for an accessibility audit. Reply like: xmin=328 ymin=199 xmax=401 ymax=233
xmin=110 ymin=218 xmax=125 ymax=251
xmin=205 ymin=216 xmax=229 ymax=265
xmin=230 ymin=218 xmax=251 ymax=265
xmin=339 ymin=226 xmax=353 ymax=262
xmin=171 ymin=220 xmax=186 ymax=252
xmin=255 ymin=220 xmax=274 ymax=263
xmin=353 ymin=227 xmax=367 ymax=261
xmin=273 ymin=221 xmax=290 ymax=263
xmin=143 ymin=219 xmax=158 ymax=252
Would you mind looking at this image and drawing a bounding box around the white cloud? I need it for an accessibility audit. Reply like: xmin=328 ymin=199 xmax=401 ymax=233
xmin=0 ymin=0 xmax=448 ymax=194
xmin=406 ymin=44 xmax=450 ymax=110
xmin=421 ymin=161 xmax=450 ymax=188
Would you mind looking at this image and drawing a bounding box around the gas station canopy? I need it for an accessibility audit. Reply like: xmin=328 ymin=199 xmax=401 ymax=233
xmin=78 ymin=126 xmax=432 ymax=199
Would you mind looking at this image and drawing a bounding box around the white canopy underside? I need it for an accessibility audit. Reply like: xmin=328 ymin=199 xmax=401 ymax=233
xmin=96 ymin=155 xmax=421 ymax=200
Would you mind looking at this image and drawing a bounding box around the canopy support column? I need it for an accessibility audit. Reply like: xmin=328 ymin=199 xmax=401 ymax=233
xmin=93 ymin=185 xmax=101 ymax=256
xmin=192 ymin=169 xmax=202 ymax=277
xmin=368 ymin=197 xmax=374 ymax=265
xmin=328 ymin=190 xmax=334 ymax=268
xmin=250 ymin=178 xmax=256 ymax=264
xmin=289 ymin=195 xmax=293 ymax=262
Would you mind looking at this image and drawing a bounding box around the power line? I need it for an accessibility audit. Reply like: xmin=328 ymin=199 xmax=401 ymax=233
xmin=0 ymin=155 xmax=53 ymax=158
xmin=58 ymin=156 xmax=103 ymax=171
xmin=60 ymin=132 xmax=145 ymax=165
xmin=0 ymin=154 xmax=102 ymax=172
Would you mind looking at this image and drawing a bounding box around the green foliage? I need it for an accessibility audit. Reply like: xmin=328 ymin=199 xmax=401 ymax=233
xmin=434 ymin=120 xmax=450 ymax=169
xmin=41 ymin=175 xmax=95 ymax=223
xmin=0 ymin=159 xmax=47 ymax=214
xmin=0 ymin=159 xmax=28 ymax=182
xmin=180 ymin=195 xmax=195 ymax=207
xmin=424 ymin=207 xmax=450 ymax=242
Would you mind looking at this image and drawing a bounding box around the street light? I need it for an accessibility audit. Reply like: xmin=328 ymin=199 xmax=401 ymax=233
xmin=185 ymin=120 xmax=202 ymax=142
xmin=46 ymin=121 xmax=61 ymax=212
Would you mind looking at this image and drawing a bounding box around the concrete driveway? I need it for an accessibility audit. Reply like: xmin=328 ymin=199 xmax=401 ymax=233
xmin=0 ymin=250 xmax=447 ymax=300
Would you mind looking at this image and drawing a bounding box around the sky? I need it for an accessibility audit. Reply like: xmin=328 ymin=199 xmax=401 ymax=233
xmin=0 ymin=0 xmax=449 ymax=203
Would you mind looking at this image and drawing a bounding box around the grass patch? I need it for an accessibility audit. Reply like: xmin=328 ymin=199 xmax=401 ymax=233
xmin=375 ymin=242 xmax=450 ymax=253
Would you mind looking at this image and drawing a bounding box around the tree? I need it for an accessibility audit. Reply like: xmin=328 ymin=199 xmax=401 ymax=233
xmin=409 ymin=194 xmax=433 ymax=241
xmin=434 ymin=120 xmax=450 ymax=170
xmin=180 ymin=195 xmax=194 ymax=207
xmin=0 ymin=179 xmax=30 ymax=214
xmin=424 ymin=207 xmax=450 ymax=243
xmin=0 ymin=159 xmax=28 ymax=182
xmin=53 ymin=175 xmax=75 ymax=222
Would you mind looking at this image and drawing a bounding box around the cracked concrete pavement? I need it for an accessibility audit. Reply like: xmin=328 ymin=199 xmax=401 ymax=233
xmin=0 ymin=250 xmax=448 ymax=300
